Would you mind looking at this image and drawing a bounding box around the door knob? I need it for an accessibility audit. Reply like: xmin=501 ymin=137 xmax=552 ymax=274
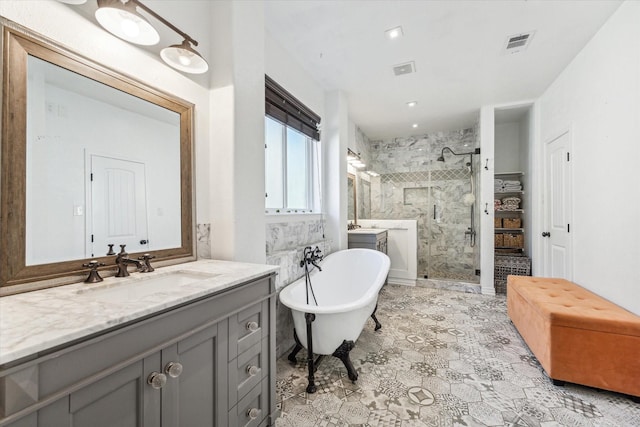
xmin=140 ymin=239 xmax=148 ymax=245
xmin=246 ymin=365 xmax=259 ymax=376
xmin=542 ymin=232 xmax=551 ymax=237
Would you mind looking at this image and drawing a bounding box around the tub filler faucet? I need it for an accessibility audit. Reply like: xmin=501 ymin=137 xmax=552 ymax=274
xmin=300 ymin=246 xmax=323 ymax=271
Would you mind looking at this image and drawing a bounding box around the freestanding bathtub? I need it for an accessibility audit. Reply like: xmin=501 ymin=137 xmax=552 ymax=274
xmin=279 ymin=248 xmax=390 ymax=388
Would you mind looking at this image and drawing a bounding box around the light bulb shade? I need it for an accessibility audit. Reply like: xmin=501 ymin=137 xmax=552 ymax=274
xmin=95 ymin=0 xmax=160 ymax=46
xmin=160 ymin=40 xmax=209 ymax=74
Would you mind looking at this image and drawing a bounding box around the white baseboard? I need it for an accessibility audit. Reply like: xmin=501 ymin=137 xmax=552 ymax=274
xmin=387 ymin=277 xmax=416 ymax=286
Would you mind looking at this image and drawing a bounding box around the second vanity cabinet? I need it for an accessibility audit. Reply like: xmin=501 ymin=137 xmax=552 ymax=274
xmin=347 ymin=229 xmax=388 ymax=253
xmin=0 ymin=273 xmax=276 ymax=427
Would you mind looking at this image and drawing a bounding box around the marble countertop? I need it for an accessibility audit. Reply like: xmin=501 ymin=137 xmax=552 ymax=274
xmin=347 ymin=228 xmax=388 ymax=235
xmin=0 ymin=260 xmax=278 ymax=366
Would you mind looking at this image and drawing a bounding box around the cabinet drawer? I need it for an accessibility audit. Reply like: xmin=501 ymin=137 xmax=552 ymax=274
xmin=228 ymin=378 xmax=269 ymax=427
xmin=228 ymin=300 xmax=268 ymax=360
xmin=228 ymin=338 xmax=268 ymax=409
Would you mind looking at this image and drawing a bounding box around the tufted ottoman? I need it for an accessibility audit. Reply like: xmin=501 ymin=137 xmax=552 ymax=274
xmin=507 ymin=275 xmax=640 ymax=399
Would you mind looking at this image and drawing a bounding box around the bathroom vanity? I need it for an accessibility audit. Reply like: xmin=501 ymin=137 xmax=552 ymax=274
xmin=0 ymin=260 xmax=278 ymax=427
xmin=347 ymin=229 xmax=388 ymax=253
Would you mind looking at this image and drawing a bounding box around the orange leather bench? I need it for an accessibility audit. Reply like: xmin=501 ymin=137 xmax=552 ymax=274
xmin=507 ymin=275 xmax=640 ymax=400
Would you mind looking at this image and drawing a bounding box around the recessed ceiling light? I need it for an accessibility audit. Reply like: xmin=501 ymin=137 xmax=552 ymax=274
xmin=407 ymin=101 xmax=417 ymax=107
xmin=412 ymin=124 xmax=418 ymax=128
xmin=385 ymin=26 xmax=403 ymax=40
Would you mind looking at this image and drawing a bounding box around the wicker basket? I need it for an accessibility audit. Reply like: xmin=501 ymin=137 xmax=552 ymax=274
xmin=503 ymin=218 xmax=521 ymax=229
xmin=503 ymin=233 xmax=524 ymax=248
xmin=494 ymin=218 xmax=503 ymax=228
xmin=494 ymin=255 xmax=531 ymax=294
xmin=495 ymin=233 xmax=504 ymax=247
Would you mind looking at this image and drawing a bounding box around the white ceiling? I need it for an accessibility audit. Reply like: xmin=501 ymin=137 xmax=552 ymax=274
xmin=264 ymin=0 xmax=622 ymax=139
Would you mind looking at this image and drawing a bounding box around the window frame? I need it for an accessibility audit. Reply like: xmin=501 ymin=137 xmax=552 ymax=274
xmin=265 ymin=116 xmax=318 ymax=213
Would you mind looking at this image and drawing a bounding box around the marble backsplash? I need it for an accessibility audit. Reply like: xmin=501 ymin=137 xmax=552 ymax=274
xmin=367 ymin=127 xmax=480 ymax=283
xmin=196 ymin=223 xmax=211 ymax=259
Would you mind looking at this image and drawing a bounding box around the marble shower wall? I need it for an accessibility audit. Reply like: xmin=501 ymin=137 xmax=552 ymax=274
xmin=368 ymin=127 xmax=480 ymax=283
xmin=265 ymin=218 xmax=332 ymax=357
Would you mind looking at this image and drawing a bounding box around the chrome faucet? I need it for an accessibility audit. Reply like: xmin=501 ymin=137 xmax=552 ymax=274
xmin=115 ymin=245 xmax=144 ymax=277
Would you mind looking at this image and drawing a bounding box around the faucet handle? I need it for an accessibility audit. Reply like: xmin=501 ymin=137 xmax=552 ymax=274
xmin=138 ymin=253 xmax=155 ymax=272
xmin=106 ymin=244 xmax=115 ymax=256
xmin=118 ymin=244 xmax=127 ymax=255
xmin=82 ymin=260 xmax=105 ymax=283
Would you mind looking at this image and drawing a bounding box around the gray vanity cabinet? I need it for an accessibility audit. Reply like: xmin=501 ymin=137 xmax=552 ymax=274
xmin=348 ymin=229 xmax=388 ymax=253
xmin=1 ymin=274 xmax=276 ymax=427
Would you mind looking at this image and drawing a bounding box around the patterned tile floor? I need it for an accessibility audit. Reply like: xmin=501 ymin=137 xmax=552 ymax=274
xmin=275 ymin=285 xmax=640 ymax=427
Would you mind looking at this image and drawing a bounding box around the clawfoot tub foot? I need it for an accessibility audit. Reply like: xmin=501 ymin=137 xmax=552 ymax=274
xmin=371 ymin=304 xmax=382 ymax=331
xmin=333 ymin=340 xmax=358 ymax=382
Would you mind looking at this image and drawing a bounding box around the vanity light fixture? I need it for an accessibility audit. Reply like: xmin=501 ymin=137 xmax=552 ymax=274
xmin=94 ymin=0 xmax=209 ymax=74
xmin=95 ymin=0 xmax=160 ymax=46
xmin=406 ymin=101 xmax=417 ymax=107
xmin=347 ymin=148 xmax=366 ymax=169
xmin=412 ymin=123 xmax=418 ymax=128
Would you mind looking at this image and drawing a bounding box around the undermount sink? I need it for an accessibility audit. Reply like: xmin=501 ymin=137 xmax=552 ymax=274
xmin=76 ymin=270 xmax=219 ymax=301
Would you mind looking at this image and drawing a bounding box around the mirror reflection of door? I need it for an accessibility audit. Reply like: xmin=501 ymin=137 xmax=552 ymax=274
xmin=90 ymin=155 xmax=149 ymax=257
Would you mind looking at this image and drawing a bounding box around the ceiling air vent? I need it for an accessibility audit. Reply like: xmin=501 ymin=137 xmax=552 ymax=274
xmin=504 ymin=31 xmax=534 ymax=54
xmin=393 ymin=61 xmax=415 ymax=76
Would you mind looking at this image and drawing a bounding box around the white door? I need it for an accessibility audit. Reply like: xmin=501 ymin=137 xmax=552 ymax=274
xmin=90 ymin=155 xmax=149 ymax=257
xmin=544 ymin=131 xmax=572 ymax=279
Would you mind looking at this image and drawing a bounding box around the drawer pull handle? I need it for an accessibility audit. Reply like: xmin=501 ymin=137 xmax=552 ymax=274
xmin=247 ymin=407 xmax=259 ymax=420
xmin=246 ymin=321 xmax=259 ymax=332
xmin=165 ymin=361 xmax=183 ymax=378
xmin=147 ymin=372 xmax=167 ymax=389
xmin=246 ymin=365 xmax=259 ymax=376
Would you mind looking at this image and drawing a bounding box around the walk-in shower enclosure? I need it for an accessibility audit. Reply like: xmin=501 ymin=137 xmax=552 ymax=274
xmin=364 ymin=128 xmax=480 ymax=283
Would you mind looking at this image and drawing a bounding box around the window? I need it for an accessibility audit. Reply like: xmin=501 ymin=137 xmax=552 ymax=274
xmin=265 ymin=76 xmax=321 ymax=213
xmin=265 ymin=117 xmax=315 ymax=211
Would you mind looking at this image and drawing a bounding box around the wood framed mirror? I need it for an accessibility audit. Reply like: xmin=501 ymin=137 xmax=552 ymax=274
xmin=0 ymin=19 xmax=195 ymax=293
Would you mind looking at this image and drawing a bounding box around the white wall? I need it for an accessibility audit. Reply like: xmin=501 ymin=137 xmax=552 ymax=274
xmin=207 ymin=1 xmax=268 ymax=263
xmin=539 ymin=0 xmax=640 ymax=315
xmin=495 ymin=122 xmax=520 ymax=173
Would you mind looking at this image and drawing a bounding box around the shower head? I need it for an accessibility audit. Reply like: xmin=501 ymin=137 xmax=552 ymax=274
xmin=437 ymin=146 xmax=478 ymax=162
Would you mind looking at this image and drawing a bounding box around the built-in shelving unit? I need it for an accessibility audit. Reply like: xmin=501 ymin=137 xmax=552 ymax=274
xmin=494 ymin=172 xmax=525 ymax=254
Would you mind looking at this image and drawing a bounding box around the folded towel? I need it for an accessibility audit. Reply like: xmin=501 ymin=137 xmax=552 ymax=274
xmin=494 ymin=179 xmax=504 ymax=185
xmin=504 ymin=180 xmax=521 ymax=185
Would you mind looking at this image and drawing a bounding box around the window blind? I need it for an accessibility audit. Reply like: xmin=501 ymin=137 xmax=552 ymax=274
xmin=265 ymin=75 xmax=321 ymax=141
